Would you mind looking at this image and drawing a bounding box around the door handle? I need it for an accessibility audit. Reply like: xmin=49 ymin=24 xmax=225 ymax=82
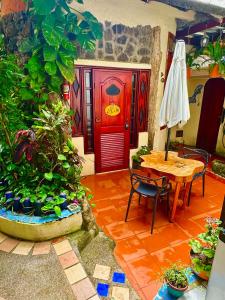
xmin=95 ymin=117 xmax=101 ymax=123
xmin=125 ymin=123 xmax=129 ymax=129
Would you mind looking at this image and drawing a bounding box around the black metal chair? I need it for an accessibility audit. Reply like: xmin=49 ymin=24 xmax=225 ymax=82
xmin=180 ymin=147 xmax=211 ymax=206
xmin=125 ymin=171 xmax=172 ymax=234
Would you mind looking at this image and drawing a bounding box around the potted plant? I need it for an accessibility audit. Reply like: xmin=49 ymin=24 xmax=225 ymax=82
xmin=189 ymin=217 xmax=223 ymax=280
xmin=132 ymin=145 xmax=151 ymax=169
xmin=161 ymin=263 xmax=189 ymax=298
xmin=186 ymin=48 xmax=201 ymax=78
xmin=202 ymin=40 xmax=225 ymax=77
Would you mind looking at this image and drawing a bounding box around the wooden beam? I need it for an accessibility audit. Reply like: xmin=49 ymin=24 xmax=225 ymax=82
xmin=176 ymin=17 xmax=225 ymax=39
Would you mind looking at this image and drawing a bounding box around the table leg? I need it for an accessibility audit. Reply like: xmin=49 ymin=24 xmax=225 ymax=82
xmin=183 ymin=182 xmax=191 ymax=208
xmin=170 ymin=182 xmax=181 ymax=222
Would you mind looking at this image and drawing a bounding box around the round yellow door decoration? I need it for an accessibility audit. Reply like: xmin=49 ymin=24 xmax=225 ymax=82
xmin=105 ymin=104 xmax=120 ymax=117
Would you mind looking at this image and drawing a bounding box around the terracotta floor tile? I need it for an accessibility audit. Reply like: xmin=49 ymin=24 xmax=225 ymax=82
xmin=141 ymin=281 xmax=161 ymax=300
xmin=137 ymin=224 xmax=189 ymax=253
xmin=32 ymin=241 xmax=51 ymax=255
xmin=82 ymin=171 xmax=225 ymax=300
xmin=0 ymin=238 xmax=19 ymax=253
xmin=115 ymin=237 xmax=148 ymax=262
xmin=58 ymin=250 xmax=79 ymax=269
xmin=105 ymin=222 xmax=135 ymax=240
xmin=127 ymin=254 xmax=161 ymax=289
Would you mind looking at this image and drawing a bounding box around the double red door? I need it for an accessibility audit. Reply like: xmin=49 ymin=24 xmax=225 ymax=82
xmin=93 ymin=69 xmax=132 ymax=173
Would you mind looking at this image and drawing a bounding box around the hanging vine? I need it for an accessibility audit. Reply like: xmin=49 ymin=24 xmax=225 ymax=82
xmin=18 ymin=0 xmax=102 ymax=102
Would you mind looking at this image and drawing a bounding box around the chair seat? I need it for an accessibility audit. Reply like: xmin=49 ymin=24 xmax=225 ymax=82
xmin=135 ymin=182 xmax=158 ymax=197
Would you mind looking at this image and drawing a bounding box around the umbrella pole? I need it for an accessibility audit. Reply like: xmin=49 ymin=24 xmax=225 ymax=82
xmin=165 ymin=128 xmax=171 ymax=161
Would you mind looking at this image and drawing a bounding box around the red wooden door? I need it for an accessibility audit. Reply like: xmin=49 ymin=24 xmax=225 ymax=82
xmin=93 ymin=69 xmax=132 ymax=173
xmin=196 ymin=78 xmax=225 ymax=153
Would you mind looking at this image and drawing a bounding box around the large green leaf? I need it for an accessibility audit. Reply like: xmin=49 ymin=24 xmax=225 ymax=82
xmin=82 ymin=11 xmax=103 ymax=40
xmin=33 ymin=0 xmax=56 ymax=15
xmin=43 ymin=45 xmax=57 ymax=61
xmin=56 ymin=60 xmax=75 ymax=83
xmin=44 ymin=61 xmax=57 ymax=75
xmin=49 ymin=75 xmax=63 ymax=92
xmin=61 ymin=38 xmax=77 ymax=54
xmin=18 ymin=37 xmax=40 ymax=53
xmin=59 ymin=50 xmax=74 ymax=67
xmin=26 ymin=56 xmax=41 ymax=73
xmin=42 ymin=24 xmax=63 ymax=49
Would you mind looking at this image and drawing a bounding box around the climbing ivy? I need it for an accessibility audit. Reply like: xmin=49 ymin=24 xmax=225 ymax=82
xmin=19 ymin=0 xmax=102 ymax=102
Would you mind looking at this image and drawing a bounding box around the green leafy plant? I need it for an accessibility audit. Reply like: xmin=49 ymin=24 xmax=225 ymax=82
xmin=186 ymin=48 xmax=201 ymax=70
xmin=19 ymin=0 xmax=102 ymax=102
xmin=202 ymin=40 xmax=225 ymax=75
xmin=132 ymin=145 xmax=151 ymax=163
xmin=189 ymin=217 xmax=223 ymax=277
xmin=160 ymin=262 xmax=189 ymax=289
xmin=212 ymin=160 xmax=225 ymax=178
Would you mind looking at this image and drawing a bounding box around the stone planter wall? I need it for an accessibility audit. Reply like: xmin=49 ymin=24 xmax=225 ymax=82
xmin=79 ymin=21 xmax=153 ymax=64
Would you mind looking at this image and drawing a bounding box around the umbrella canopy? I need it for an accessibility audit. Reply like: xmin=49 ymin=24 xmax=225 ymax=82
xmin=159 ymin=39 xmax=190 ymax=160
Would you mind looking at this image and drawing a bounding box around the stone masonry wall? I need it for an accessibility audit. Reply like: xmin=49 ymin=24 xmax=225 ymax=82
xmin=79 ymin=21 xmax=153 ymax=64
xmin=0 ymin=11 xmax=153 ymax=65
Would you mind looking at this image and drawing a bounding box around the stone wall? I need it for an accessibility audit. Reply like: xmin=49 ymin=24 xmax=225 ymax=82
xmin=0 ymin=11 xmax=31 ymax=58
xmin=79 ymin=21 xmax=153 ymax=64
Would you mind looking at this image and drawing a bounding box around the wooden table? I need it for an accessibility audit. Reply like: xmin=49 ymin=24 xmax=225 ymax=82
xmin=141 ymin=151 xmax=204 ymax=222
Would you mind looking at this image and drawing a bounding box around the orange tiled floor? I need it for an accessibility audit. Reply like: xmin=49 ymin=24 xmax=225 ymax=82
xmin=82 ymin=170 xmax=225 ymax=300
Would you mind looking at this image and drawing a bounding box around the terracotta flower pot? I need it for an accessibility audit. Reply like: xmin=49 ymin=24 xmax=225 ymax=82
xmin=166 ymin=281 xmax=188 ymax=298
xmin=187 ymin=67 xmax=192 ymax=79
xmin=209 ymin=64 xmax=220 ymax=78
xmin=190 ymin=251 xmax=211 ymax=281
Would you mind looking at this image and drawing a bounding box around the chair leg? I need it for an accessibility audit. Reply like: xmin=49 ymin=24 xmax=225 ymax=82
xmin=202 ymin=174 xmax=205 ymax=197
xmin=125 ymin=190 xmax=134 ymax=222
xmin=139 ymin=194 xmax=141 ymax=205
xmin=187 ymin=181 xmax=193 ymax=206
xmin=166 ymin=193 xmax=170 ymax=215
xmin=151 ymin=196 xmax=158 ymax=234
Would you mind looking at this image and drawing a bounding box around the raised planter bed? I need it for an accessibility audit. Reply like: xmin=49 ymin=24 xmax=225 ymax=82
xmin=0 ymin=208 xmax=82 ymax=241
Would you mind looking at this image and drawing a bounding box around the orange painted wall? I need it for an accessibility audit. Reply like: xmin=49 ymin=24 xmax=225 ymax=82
xmin=1 ymin=0 xmax=26 ymax=16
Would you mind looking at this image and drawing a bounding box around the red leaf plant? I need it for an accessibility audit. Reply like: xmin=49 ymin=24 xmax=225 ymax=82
xmin=14 ymin=130 xmax=37 ymax=162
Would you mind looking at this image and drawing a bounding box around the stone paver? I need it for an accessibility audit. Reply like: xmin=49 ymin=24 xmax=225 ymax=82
xmin=93 ymin=264 xmax=111 ymax=280
xmin=0 ymin=232 xmax=7 ymax=243
xmin=53 ymin=239 xmax=72 ymax=255
xmin=32 ymin=241 xmax=51 ymax=255
xmin=13 ymin=241 xmax=34 ymax=255
xmin=0 ymin=238 xmax=19 ymax=253
xmin=58 ymin=250 xmax=79 ymax=269
xmin=65 ymin=263 xmax=87 ymax=284
xmin=72 ymin=277 xmax=96 ymax=300
xmin=112 ymin=286 xmax=130 ymax=300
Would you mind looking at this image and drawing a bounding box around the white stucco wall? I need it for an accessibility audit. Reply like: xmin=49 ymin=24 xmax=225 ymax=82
xmin=71 ymin=0 xmax=195 ymax=174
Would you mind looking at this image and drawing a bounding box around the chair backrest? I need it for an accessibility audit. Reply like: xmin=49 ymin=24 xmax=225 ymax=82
xmin=129 ymin=169 xmax=169 ymax=193
xmin=180 ymin=147 xmax=211 ymax=172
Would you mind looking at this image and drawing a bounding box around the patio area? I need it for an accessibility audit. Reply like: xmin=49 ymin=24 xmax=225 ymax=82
xmin=82 ymin=170 xmax=225 ymax=299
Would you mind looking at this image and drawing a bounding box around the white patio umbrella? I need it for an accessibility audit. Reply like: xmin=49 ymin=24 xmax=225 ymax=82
xmin=159 ymin=39 xmax=190 ymax=160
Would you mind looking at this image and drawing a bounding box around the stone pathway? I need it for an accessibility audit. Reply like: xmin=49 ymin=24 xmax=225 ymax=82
xmin=0 ymin=231 xmax=137 ymax=299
